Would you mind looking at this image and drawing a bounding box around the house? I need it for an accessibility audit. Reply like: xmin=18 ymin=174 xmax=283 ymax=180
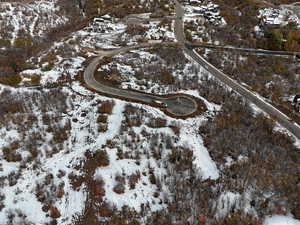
xmin=93 ymin=14 xmax=113 ymax=24
xmin=293 ymin=94 xmax=300 ymax=112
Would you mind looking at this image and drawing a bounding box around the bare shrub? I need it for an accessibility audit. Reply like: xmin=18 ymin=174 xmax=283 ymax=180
xmin=94 ymin=178 xmax=105 ymax=198
xmin=97 ymin=115 xmax=108 ymax=123
xmin=83 ymin=150 xmax=110 ymax=175
xmin=98 ymin=123 xmax=108 ymax=132
xmin=125 ymin=24 xmax=149 ymax=36
xmin=0 ymin=193 xmax=4 ymax=212
xmin=211 ymin=211 xmax=262 ymax=225
xmin=94 ymin=150 xmax=110 ymax=167
xmin=113 ymin=174 xmax=126 ymax=194
xmin=3 ymin=147 xmax=22 ymax=162
xmin=0 ymin=74 xmax=22 ymax=86
xmin=68 ymin=173 xmax=85 ymax=191
xmin=156 ymin=47 xmax=187 ymax=65
xmin=147 ymin=117 xmax=167 ymax=128
xmin=99 ymin=202 xmax=114 ymax=217
xmin=200 ymin=95 xmax=300 ymax=215
xmin=98 ymin=101 xmax=115 ymax=114
xmin=128 ymin=172 xmax=141 ymax=190
xmin=167 ymin=147 xmax=194 ymax=172
xmin=122 ymin=104 xmax=145 ymax=129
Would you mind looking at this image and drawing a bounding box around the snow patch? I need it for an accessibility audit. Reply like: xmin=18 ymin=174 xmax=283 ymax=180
xmin=264 ymin=215 xmax=300 ymax=225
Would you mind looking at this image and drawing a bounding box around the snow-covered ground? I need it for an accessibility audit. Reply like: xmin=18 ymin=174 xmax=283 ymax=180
xmin=0 ymin=0 xmax=68 ymax=45
xmin=264 ymin=215 xmax=300 ymax=225
xmin=1 ymin=1 xmax=300 ymax=224
xmin=0 ymin=11 xmax=221 ymax=224
xmin=185 ymin=1 xmax=226 ymax=27
xmin=259 ymin=6 xmax=300 ymax=28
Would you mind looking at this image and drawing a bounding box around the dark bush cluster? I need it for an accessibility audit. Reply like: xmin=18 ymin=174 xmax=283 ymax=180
xmin=200 ymin=95 xmax=300 ymax=216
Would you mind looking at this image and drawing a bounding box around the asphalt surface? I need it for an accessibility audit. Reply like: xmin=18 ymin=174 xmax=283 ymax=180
xmin=84 ymin=44 xmax=198 ymax=117
xmin=173 ymin=0 xmax=300 ymax=139
xmin=189 ymin=43 xmax=300 ymax=57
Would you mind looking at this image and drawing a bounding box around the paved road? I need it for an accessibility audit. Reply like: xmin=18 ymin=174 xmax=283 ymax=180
xmin=189 ymin=42 xmax=300 ymax=57
xmin=84 ymin=43 xmax=198 ymax=117
xmin=123 ymin=14 xmax=175 ymax=25
xmin=173 ymin=0 xmax=300 ymax=139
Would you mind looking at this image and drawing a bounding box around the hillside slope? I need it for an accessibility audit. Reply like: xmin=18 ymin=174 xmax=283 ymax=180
xmin=0 ymin=0 xmax=300 ymax=225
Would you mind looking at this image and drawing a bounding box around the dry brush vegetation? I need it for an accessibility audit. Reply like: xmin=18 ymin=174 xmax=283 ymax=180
xmin=1 ymin=0 xmax=300 ymax=224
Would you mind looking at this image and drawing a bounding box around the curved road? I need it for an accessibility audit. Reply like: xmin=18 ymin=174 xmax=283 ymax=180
xmin=83 ymin=1 xmax=300 ymax=138
xmin=173 ymin=0 xmax=300 ymax=139
xmin=84 ymin=43 xmax=199 ymax=117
